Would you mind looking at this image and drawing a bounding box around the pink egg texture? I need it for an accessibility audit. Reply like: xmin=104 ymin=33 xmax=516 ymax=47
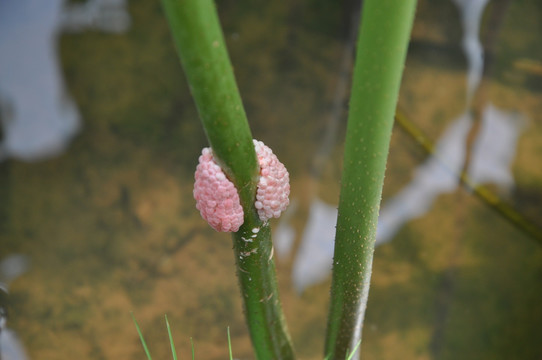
xmin=193 ymin=140 xmax=290 ymax=232
xmin=193 ymin=148 xmax=244 ymax=232
xmin=253 ymin=140 xmax=290 ymax=222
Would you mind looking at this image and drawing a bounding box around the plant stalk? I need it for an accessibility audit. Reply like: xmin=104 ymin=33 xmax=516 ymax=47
xmin=161 ymin=0 xmax=294 ymax=358
xmin=324 ymin=0 xmax=417 ymax=358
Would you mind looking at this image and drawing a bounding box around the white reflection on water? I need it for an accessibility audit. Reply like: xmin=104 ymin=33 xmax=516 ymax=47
xmin=377 ymin=112 xmax=472 ymax=244
xmin=280 ymin=104 xmax=526 ymax=292
xmin=292 ymin=199 xmax=336 ymax=293
xmin=277 ymin=0 xmax=528 ymax=293
xmin=467 ymin=104 xmax=526 ymax=189
xmin=0 ymin=255 xmax=30 ymax=360
xmin=0 ymin=255 xmax=30 ymax=290
xmin=377 ymin=105 xmax=525 ymax=245
xmin=452 ymin=0 xmax=490 ymax=102
xmin=0 ymin=0 xmax=130 ymax=162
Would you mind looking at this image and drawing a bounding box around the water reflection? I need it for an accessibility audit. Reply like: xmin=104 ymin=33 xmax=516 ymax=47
xmin=0 ymin=255 xmax=30 ymax=360
xmin=0 ymin=0 xmax=130 ymax=162
xmin=0 ymin=1 xmax=130 ymax=358
xmin=377 ymin=112 xmax=472 ymax=244
xmin=279 ymin=0 xmax=528 ymax=292
xmin=282 ymin=199 xmax=337 ymax=293
xmin=279 ymin=104 xmax=526 ymax=292
xmin=452 ymin=0 xmax=489 ymax=102
xmin=467 ymin=104 xmax=526 ymax=189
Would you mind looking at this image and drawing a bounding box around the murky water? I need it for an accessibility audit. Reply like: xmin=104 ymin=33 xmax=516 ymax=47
xmin=1 ymin=0 xmax=541 ymax=359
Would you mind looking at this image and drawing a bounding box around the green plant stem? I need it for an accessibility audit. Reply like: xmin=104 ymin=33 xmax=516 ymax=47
xmin=160 ymin=0 xmax=257 ymax=199
xmin=232 ymin=220 xmax=294 ymax=359
xmin=324 ymin=0 xmax=417 ymax=358
xmin=161 ymin=1 xmax=294 ymax=359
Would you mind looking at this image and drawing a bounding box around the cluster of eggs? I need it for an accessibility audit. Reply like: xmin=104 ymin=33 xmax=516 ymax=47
xmin=193 ymin=140 xmax=289 ymax=232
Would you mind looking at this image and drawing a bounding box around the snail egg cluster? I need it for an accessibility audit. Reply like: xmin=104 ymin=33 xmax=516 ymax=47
xmin=193 ymin=140 xmax=290 ymax=232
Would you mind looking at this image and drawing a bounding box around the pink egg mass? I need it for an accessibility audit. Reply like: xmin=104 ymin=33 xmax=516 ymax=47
xmin=193 ymin=148 xmax=244 ymax=232
xmin=253 ymin=139 xmax=290 ymax=222
xmin=193 ymin=140 xmax=290 ymax=232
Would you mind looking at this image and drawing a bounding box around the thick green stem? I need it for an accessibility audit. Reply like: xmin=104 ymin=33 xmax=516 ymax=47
xmin=232 ymin=218 xmax=295 ymax=360
xmin=324 ymin=0 xmax=417 ymax=359
xmin=161 ymin=1 xmax=294 ymax=358
xmin=160 ymin=0 xmax=257 ymax=204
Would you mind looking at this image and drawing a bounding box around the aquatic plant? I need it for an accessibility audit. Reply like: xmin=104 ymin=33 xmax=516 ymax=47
xmin=160 ymin=0 xmax=417 ymax=358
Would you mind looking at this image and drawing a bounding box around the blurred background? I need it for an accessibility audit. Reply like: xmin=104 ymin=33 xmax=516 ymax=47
xmin=0 ymin=0 xmax=541 ymax=359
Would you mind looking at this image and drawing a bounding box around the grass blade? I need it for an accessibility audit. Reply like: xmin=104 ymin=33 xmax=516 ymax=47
xmin=227 ymin=327 xmax=233 ymax=360
xmin=190 ymin=337 xmax=195 ymax=360
xmin=165 ymin=315 xmax=178 ymax=360
xmin=345 ymin=340 xmax=362 ymax=360
xmin=131 ymin=312 xmax=152 ymax=360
